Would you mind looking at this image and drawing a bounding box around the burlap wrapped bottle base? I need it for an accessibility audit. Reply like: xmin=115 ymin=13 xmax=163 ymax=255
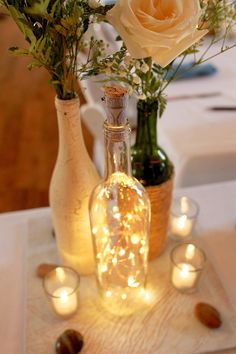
xmin=146 ymin=174 xmax=174 ymax=260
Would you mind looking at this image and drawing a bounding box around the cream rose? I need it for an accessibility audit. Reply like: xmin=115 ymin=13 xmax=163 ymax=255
xmin=107 ymin=0 xmax=208 ymax=67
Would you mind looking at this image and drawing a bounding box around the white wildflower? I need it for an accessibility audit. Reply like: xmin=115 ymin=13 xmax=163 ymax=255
xmin=138 ymin=94 xmax=147 ymax=100
xmin=140 ymin=63 xmax=149 ymax=73
xmin=133 ymin=75 xmax=141 ymax=85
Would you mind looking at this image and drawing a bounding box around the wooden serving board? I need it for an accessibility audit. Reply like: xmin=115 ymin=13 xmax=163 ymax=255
xmin=26 ymin=214 xmax=236 ymax=354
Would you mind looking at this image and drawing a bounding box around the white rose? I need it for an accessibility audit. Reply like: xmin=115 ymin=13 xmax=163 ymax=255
xmin=107 ymin=0 xmax=208 ymax=67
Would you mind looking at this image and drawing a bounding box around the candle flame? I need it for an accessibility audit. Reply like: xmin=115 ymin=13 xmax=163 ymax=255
xmin=177 ymin=215 xmax=188 ymax=230
xmin=60 ymin=289 xmax=69 ymax=303
xmin=180 ymin=263 xmax=190 ymax=278
xmin=56 ymin=267 xmax=66 ymax=283
xmin=186 ymin=244 xmax=195 ymax=260
xmin=180 ymin=196 xmax=189 ymax=214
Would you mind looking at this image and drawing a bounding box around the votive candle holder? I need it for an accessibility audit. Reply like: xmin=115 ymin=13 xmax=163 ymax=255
xmin=170 ymin=243 xmax=206 ymax=293
xmin=43 ymin=266 xmax=80 ymax=318
xmin=170 ymin=196 xmax=199 ymax=241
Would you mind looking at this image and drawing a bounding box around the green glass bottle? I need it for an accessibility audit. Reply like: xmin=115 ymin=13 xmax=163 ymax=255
xmin=131 ymin=99 xmax=173 ymax=186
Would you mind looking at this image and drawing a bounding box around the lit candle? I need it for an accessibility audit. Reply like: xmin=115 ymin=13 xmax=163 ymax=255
xmin=171 ymin=215 xmax=193 ymax=238
xmin=170 ymin=243 xmax=206 ymax=293
xmin=52 ymin=286 xmax=78 ymax=317
xmin=170 ymin=196 xmax=199 ymax=239
xmin=171 ymin=263 xmax=197 ymax=290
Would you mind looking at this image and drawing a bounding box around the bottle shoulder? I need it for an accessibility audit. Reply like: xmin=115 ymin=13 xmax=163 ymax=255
xmin=90 ymin=172 xmax=150 ymax=204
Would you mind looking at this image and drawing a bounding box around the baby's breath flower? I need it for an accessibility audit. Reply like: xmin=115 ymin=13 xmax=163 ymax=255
xmin=140 ymin=63 xmax=149 ymax=73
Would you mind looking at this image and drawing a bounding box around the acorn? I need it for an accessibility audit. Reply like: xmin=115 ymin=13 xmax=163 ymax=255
xmin=195 ymin=302 xmax=222 ymax=329
xmin=36 ymin=263 xmax=59 ymax=278
xmin=55 ymin=329 xmax=84 ymax=354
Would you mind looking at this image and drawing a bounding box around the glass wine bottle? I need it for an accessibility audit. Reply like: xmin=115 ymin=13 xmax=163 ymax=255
xmin=89 ymin=86 xmax=150 ymax=316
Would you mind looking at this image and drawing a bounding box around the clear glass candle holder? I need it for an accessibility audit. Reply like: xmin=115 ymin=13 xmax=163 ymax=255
xmin=43 ymin=266 xmax=80 ymax=318
xmin=170 ymin=196 xmax=199 ymax=241
xmin=170 ymin=243 xmax=206 ymax=293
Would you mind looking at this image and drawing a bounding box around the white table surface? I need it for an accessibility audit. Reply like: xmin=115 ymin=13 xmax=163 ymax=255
xmin=80 ymin=23 xmax=236 ymax=187
xmin=1 ymin=179 xmax=236 ymax=353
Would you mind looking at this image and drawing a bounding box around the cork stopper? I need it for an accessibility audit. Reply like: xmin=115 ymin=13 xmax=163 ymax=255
xmin=103 ymin=86 xmax=128 ymax=126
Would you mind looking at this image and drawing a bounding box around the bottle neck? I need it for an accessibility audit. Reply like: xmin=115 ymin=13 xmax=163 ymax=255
xmin=135 ymin=99 xmax=159 ymax=151
xmin=104 ymin=121 xmax=132 ymax=179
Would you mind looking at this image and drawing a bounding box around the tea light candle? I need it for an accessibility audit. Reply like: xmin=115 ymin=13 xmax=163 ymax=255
xmin=43 ymin=266 xmax=80 ymax=318
xmin=171 ymin=263 xmax=197 ymax=290
xmin=52 ymin=286 xmax=78 ymax=316
xmin=170 ymin=243 xmax=206 ymax=293
xmin=170 ymin=196 xmax=199 ymax=240
xmin=171 ymin=215 xmax=193 ymax=238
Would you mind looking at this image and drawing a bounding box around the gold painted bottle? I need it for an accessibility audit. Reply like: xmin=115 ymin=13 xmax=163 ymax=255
xmin=89 ymin=86 xmax=150 ymax=315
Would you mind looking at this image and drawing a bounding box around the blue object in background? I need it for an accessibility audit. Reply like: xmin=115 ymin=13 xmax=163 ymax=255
xmin=166 ymin=62 xmax=218 ymax=81
xmin=103 ymin=0 xmax=116 ymax=4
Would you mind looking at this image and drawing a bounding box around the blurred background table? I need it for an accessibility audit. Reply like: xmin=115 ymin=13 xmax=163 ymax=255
xmin=81 ymin=24 xmax=236 ymax=188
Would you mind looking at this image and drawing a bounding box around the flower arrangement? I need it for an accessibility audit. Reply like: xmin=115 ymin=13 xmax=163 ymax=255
xmin=83 ymin=0 xmax=236 ymax=115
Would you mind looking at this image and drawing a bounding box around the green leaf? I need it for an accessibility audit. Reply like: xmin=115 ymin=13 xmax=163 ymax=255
xmin=25 ymin=0 xmax=50 ymax=16
xmin=8 ymin=5 xmax=36 ymax=47
xmin=27 ymin=59 xmax=43 ymax=70
xmin=9 ymin=46 xmax=30 ymax=56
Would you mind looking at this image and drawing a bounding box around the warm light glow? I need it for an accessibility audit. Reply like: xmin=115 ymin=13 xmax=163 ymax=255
xmin=119 ymin=248 xmax=126 ymax=256
xmin=128 ymin=252 xmax=135 ymax=259
xmin=102 ymin=226 xmax=109 ymax=235
xmin=96 ymin=253 xmax=101 ymax=259
xmin=102 ymin=236 xmax=108 ymax=244
xmin=121 ymin=293 xmax=127 ymax=300
xmin=126 ymin=213 xmax=133 ymax=221
xmin=139 ymin=247 xmax=145 ymax=255
xmin=128 ymin=276 xmax=140 ymax=288
xmin=60 ymin=289 xmax=69 ymax=303
xmin=106 ymin=290 xmax=112 ymax=297
xmin=112 ymin=257 xmax=118 ymax=265
xmin=56 ymin=267 xmax=66 ymax=283
xmin=114 ymin=212 xmax=121 ymax=220
xmin=101 ymin=264 xmax=108 ymax=273
xmin=113 ymin=206 xmax=119 ymax=213
xmin=185 ymin=244 xmax=195 ymax=260
xmin=52 ymin=286 xmax=78 ymax=317
xmin=177 ymin=215 xmax=188 ymax=230
xmin=92 ymin=226 xmax=98 ymax=234
xmin=180 ymin=263 xmax=190 ymax=278
xmin=131 ymin=234 xmax=140 ymax=245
